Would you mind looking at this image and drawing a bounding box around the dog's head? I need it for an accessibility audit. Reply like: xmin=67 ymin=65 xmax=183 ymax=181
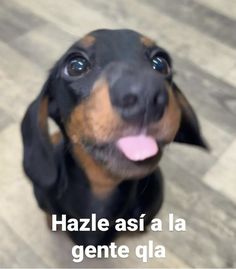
xmin=22 ymin=29 xmax=207 ymax=189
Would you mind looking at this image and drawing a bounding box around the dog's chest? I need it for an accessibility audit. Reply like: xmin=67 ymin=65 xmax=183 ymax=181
xmin=58 ymin=177 xmax=137 ymax=221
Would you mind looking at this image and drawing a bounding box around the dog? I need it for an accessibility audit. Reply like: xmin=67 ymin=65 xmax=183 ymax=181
xmin=21 ymin=29 xmax=207 ymax=246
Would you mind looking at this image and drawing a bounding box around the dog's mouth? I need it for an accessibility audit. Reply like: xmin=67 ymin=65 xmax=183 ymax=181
xmin=116 ymin=133 xmax=159 ymax=162
xmin=82 ymin=130 xmax=164 ymax=179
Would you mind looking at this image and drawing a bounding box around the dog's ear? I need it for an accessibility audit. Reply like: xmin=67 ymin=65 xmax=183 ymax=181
xmin=173 ymin=82 xmax=208 ymax=149
xmin=21 ymin=76 xmax=58 ymax=188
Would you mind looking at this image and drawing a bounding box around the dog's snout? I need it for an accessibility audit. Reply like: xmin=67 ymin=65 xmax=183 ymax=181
xmin=109 ymin=65 xmax=168 ymax=124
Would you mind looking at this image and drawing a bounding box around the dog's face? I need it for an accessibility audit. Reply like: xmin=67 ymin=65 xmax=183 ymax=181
xmin=22 ymin=29 xmax=207 ymax=188
xmin=63 ymin=29 xmax=180 ymax=179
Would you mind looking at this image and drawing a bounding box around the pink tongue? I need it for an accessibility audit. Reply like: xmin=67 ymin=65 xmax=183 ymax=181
xmin=116 ymin=135 xmax=158 ymax=161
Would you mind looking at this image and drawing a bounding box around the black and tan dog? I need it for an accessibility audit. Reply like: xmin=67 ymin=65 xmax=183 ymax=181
xmin=21 ymin=29 xmax=207 ymax=245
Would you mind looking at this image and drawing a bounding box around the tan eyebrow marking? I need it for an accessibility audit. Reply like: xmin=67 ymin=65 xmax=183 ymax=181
xmin=79 ymin=35 xmax=96 ymax=48
xmin=140 ymin=36 xmax=156 ymax=47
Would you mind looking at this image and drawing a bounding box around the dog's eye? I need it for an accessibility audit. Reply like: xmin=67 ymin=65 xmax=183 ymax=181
xmin=151 ymin=56 xmax=170 ymax=75
xmin=65 ymin=56 xmax=90 ymax=76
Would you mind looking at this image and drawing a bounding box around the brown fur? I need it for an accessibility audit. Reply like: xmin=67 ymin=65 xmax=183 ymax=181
xmin=72 ymin=142 xmax=120 ymax=197
xmin=38 ymin=97 xmax=48 ymax=132
xmin=50 ymin=131 xmax=63 ymax=145
xmin=66 ymin=78 xmax=124 ymax=196
xmin=39 ymin=99 xmax=63 ymax=146
xmin=79 ymin=35 xmax=96 ymax=48
xmin=45 ymin=213 xmax=52 ymax=229
xmin=141 ymin=36 xmax=155 ymax=47
xmin=67 ymin=78 xmax=126 ymax=144
xmin=175 ymin=88 xmax=193 ymax=115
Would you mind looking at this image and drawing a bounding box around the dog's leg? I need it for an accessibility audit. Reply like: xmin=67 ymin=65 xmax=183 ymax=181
xmin=130 ymin=167 xmax=164 ymax=226
xmin=68 ymin=227 xmax=118 ymax=246
xmin=50 ymin=131 xmax=63 ymax=145
xmin=45 ymin=213 xmax=52 ymax=230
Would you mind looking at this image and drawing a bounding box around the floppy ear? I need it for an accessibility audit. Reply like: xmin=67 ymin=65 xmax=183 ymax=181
xmin=173 ymin=83 xmax=208 ymax=149
xmin=21 ymin=77 xmax=58 ymax=188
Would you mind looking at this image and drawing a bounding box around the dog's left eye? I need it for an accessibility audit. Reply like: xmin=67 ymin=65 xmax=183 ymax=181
xmin=64 ymin=56 xmax=90 ymax=76
xmin=151 ymin=56 xmax=170 ymax=75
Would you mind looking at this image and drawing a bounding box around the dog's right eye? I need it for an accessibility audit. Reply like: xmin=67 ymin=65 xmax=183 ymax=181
xmin=64 ymin=56 xmax=90 ymax=77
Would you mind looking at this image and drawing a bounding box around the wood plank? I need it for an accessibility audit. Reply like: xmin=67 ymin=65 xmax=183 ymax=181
xmin=158 ymin=157 xmax=236 ymax=267
xmin=173 ymin=57 xmax=236 ymax=135
xmin=164 ymin=113 xmax=234 ymax=179
xmin=0 ymin=217 xmax=47 ymax=267
xmin=203 ymin=138 xmax=236 ymax=203
xmin=0 ymin=178 xmax=77 ymax=267
xmin=76 ymin=0 xmax=236 ymax=88
xmin=0 ymin=41 xmax=44 ymax=93
xmin=12 ymin=0 xmax=119 ymax=38
xmin=0 ymin=69 xmax=32 ymax=121
xmin=0 ymin=108 xmax=13 ymax=131
xmin=198 ymin=0 xmax=236 ymax=20
xmin=0 ymin=0 xmax=46 ymax=43
xmin=10 ymin=24 xmax=75 ymax=69
xmin=0 ymin=124 xmax=23 ymax=189
xmin=144 ymin=0 xmax=236 ymax=49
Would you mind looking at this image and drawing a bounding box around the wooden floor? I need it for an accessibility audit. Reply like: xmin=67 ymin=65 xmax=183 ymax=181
xmin=0 ymin=0 xmax=236 ymax=267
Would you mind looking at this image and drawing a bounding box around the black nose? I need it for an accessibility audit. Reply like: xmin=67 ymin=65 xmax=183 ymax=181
xmin=109 ymin=68 xmax=168 ymax=124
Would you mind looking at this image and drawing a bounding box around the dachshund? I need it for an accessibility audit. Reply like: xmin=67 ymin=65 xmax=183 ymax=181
xmin=21 ymin=29 xmax=207 ymax=246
